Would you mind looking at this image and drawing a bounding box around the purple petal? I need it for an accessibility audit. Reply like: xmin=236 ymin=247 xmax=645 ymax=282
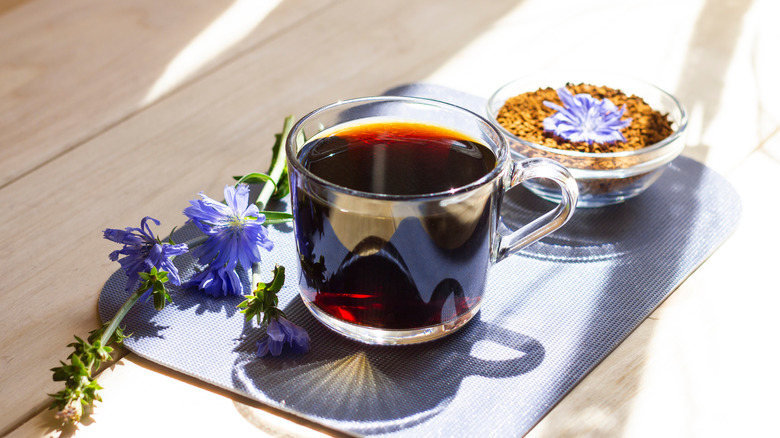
xmin=256 ymin=339 xmax=270 ymax=357
xmin=268 ymin=337 xmax=284 ymax=357
xmin=224 ymin=268 xmax=243 ymax=295
xmin=256 ymin=316 xmax=311 ymax=358
xmin=226 ymin=184 xmax=251 ymax=215
xmin=266 ymin=319 xmax=285 ymax=342
xmin=543 ymin=87 xmax=632 ymax=144
xmin=139 ymin=217 xmax=161 ymax=241
xmin=184 ymin=185 xmax=274 ymax=284
xmin=244 ymin=203 xmax=261 ymax=219
xmin=185 ymin=266 xmax=245 ymax=297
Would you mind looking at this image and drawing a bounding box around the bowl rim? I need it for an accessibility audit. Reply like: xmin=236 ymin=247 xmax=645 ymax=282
xmin=486 ymin=71 xmax=689 ymax=160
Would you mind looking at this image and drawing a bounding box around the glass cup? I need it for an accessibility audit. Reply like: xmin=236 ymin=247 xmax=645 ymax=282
xmin=285 ymin=96 xmax=579 ymax=345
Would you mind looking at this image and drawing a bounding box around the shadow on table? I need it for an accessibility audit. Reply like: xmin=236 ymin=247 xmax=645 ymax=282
xmin=231 ymin=297 xmax=544 ymax=435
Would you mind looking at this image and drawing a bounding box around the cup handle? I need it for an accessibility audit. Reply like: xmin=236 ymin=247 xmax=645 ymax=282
xmin=495 ymin=157 xmax=578 ymax=262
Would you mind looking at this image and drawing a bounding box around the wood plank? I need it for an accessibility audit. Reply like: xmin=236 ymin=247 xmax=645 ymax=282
xmin=0 ymin=0 xmax=29 ymax=15
xmin=0 ymin=0 xmax=333 ymax=188
xmin=0 ymin=0 xmax=524 ymax=434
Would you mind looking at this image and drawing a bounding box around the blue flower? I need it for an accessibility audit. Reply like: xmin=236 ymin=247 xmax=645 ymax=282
xmin=256 ymin=315 xmax=310 ymax=357
xmin=183 ymin=184 xmax=274 ymax=296
xmin=543 ymin=87 xmax=632 ymax=144
xmin=185 ymin=265 xmax=242 ymax=298
xmin=104 ymin=216 xmax=188 ymax=293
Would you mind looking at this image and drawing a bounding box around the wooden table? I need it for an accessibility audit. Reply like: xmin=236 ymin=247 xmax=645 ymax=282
xmin=2 ymin=0 xmax=778 ymax=436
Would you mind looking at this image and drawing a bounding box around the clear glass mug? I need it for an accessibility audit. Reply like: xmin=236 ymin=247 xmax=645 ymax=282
xmin=285 ymin=96 xmax=579 ymax=345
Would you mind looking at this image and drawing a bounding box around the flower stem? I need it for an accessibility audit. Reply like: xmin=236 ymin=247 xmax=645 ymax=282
xmin=251 ymin=262 xmax=263 ymax=289
xmin=183 ymin=235 xmax=207 ymax=250
xmin=99 ymin=288 xmax=145 ymax=346
xmin=256 ymin=115 xmax=295 ymax=210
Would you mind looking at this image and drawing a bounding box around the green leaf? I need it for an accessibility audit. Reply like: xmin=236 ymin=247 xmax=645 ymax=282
xmin=67 ymin=336 xmax=90 ymax=356
xmin=167 ymin=226 xmax=179 ymax=245
xmin=268 ymin=131 xmax=290 ymax=199
xmin=51 ymin=364 xmax=70 ymax=382
xmin=152 ymin=288 xmax=172 ymax=311
xmin=271 ymin=265 xmax=285 ymax=292
xmin=70 ymin=353 xmax=84 ymax=369
xmin=234 ymin=172 xmax=277 ymax=188
xmin=153 ymin=292 xmax=164 ymax=311
xmin=95 ymin=343 xmax=113 ymax=362
xmin=237 ymin=293 xmax=264 ymax=323
xmin=113 ymin=326 xmax=130 ymax=344
xmin=275 ymin=178 xmax=289 ymax=199
xmin=237 ymin=265 xmax=286 ymax=325
xmin=259 ymin=211 xmax=293 ymax=224
xmin=87 ymin=325 xmax=105 ymax=344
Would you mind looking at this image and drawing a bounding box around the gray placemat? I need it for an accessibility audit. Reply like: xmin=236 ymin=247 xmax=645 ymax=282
xmin=98 ymin=86 xmax=741 ymax=437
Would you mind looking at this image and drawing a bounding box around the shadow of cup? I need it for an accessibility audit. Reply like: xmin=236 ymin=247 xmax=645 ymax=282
xmin=233 ymin=298 xmax=544 ymax=430
xmin=501 ymin=184 xmax=642 ymax=262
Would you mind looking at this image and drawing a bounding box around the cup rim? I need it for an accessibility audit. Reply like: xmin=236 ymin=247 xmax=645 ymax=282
xmin=286 ymin=95 xmax=510 ymax=201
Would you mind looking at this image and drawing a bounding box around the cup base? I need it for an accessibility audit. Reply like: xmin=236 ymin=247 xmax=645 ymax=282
xmin=301 ymin=296 xmax=482 ymax=345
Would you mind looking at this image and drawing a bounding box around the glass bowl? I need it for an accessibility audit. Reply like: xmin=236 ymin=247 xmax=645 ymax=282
xmin=486 ymin=72 xmax=688 ymax=208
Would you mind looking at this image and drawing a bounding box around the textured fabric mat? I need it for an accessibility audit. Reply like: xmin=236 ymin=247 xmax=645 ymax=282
xmin=99 ymin=85 xmax=741 ymax=437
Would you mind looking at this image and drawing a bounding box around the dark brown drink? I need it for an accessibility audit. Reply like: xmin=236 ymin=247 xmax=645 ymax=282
xmin=300 ymin=122 xmax=495 ymax=195
xmin=292 ymin=121 xmax=498 ymax=330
